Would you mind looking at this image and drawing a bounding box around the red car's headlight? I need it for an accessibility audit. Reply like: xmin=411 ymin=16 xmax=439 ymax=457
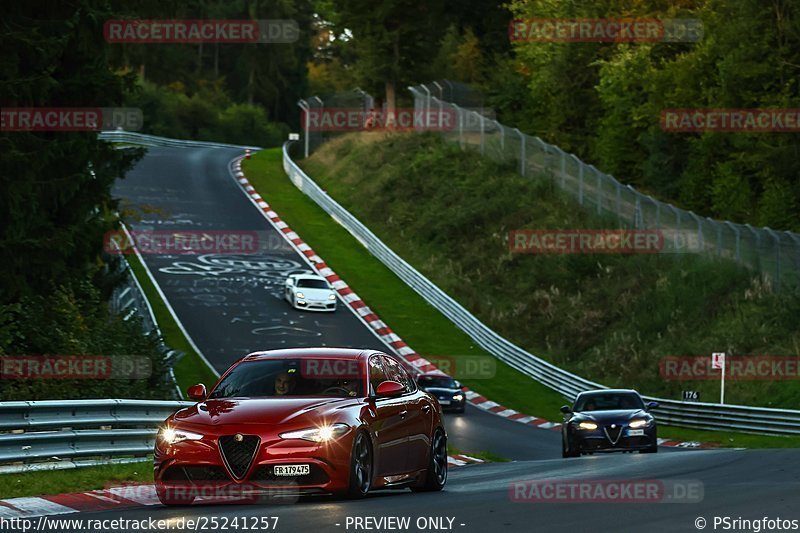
xmin=158 ymin=427 xmax=204 ymax=445
xmin=279 ymin=423 xmax=350 ymax=443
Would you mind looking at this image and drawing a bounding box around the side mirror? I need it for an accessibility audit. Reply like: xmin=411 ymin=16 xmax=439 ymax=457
xmin=187 ymin=383 xmax=207 ymax=401
xmin=375 ymin=380 xmax=405 ymax=398
xmin=286 ymin=278 xmax=294 ymax=286
xmin=560 ymin=405 xmax=573 ymax=414
xmin=454 ymin=381 xmax=462 ymax=389
xmin=646 ymin=401 xmax=659 ymax=410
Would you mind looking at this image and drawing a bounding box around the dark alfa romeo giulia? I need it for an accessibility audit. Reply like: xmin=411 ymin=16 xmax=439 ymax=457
xmin=561 ymin=389 xmax=658 ymax=457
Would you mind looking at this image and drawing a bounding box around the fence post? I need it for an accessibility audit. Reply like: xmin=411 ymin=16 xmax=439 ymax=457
xmin=458 ymin=105 xmax=464 ymax=148
xmin=434 ymin=81 xmax=444 ymax=129
xmin=514 ymin=129 xmax=525 ymax=176
xmin=766 ymin=228 xmax=781 ymax=288
xmin=479 ymin=114 xmax=485 ymax=155
xmin=421 ymin=85 xmax=431 ymax=128
xmin=724 ymin=222 xmax=740 ymax=262
xmin=298 ymin=99 xmax=310 ymax=158
xmin=634 ymin=196 xmax=642 ymax=228
xmin=496 ymin=121 xmax=504 ymax=152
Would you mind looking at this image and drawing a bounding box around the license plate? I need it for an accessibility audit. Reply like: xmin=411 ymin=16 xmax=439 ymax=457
xmin=438 ymin=399 xmax=451 ymax=405
xmin=274 ymin=464 xmax=310 ymax=476
xmin=628 ymin=429 xmax=645 ymax=436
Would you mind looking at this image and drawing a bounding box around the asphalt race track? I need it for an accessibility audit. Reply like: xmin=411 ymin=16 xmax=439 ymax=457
xmin=113 ymin=146 xmax=387 ymax=371
xmin=103 ymin=144 xmax=800 ymax=533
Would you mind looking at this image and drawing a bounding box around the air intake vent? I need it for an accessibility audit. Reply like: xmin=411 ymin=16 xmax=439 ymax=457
xmin=219 ymin=434 xmax=260 ymax=479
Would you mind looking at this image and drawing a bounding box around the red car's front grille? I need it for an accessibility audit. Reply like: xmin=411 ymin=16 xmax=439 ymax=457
xmin=218 ymin=435 xmax=260 ymax=480
xmin=162 ymin=465 xmax=229 ymax=482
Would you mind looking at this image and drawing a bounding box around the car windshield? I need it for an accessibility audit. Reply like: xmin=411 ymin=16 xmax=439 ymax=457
xmin=296 ymin=278 xmax=330 ymax=289
xmin=208 ymin=358 xmax=364 ymax=398
xmin=418 ymin=376 xmax=458 ymax=389
xmin=574 ymin=392 xmax=644 ymax=412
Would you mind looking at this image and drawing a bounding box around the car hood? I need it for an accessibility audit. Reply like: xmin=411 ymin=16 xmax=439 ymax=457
xmin=171 ymin=397 xmax=360 ymax=427
xmin=295 ymin=287 xmax=333 ymax=300
xmin=572 ymin=409 xmax=649 ymax=424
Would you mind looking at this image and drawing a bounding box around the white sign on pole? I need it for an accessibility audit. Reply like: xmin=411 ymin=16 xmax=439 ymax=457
xmin=712 ymin=352 xmax=726 ymax=404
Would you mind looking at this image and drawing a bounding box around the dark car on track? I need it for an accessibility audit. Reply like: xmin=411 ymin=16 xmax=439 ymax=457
xmin=154 ymin=348 xmax=447 ymax=505
xmin=416 ymin=374 xmax=466 ymax=413
xmin=561 ymin=389 xmax=658 ymax=457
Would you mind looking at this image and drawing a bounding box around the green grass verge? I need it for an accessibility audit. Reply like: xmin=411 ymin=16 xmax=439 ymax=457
xmin=448 ymin=445 xmax=510 ymax=463
xmin=3 ymin=461 xmax=152 ymax=499
xmin=125 ymin=251 xmax=219 ymax=393
xmin=242 ymin=144 xmax=797 ymax=449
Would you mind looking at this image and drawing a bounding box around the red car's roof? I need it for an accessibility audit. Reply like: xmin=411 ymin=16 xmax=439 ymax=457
xmin=241 ymin=347 xmax=376 ymax=361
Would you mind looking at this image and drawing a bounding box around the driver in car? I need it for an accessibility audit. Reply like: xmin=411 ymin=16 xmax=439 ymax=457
xmin=274 ymin=371 xmax=297 ymax=396
xmin=326 ymin=379 xmax=359 ymax=397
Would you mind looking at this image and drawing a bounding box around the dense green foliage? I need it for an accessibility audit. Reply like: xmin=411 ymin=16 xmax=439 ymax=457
xmin=108 ymin=0 xmax=314 ymax=127
xmin=126 ymin=81 xmax=288 ymax=146
xmin=476 ymin=0 xmax=800 ymax=231
xmin=0 ymin=1 xmax=169 ymax=399
xmin=301 ymin=133 xmax=800 ymax=408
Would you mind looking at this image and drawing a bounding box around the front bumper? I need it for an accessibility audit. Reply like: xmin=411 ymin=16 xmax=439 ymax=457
xmin=295 ymin=299 xmax=337 ymax=312
xmin=154 ymin=429 xmax=354 ymax=498
xmin=432 ymin=395 xmax=466 ymax=411
xmin=569 ymin=425 xmax=657 ymax=453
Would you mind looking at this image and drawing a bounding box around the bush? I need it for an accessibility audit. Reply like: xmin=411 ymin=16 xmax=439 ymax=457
xmin=0 ymin=281 xmax=172 ymax=400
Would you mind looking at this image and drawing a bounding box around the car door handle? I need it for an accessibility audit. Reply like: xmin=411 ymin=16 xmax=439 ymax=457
xmin=422 ymin=405 xmax=431 ymax=414
xmin=399 ymin=410 xmax=408 ymax=419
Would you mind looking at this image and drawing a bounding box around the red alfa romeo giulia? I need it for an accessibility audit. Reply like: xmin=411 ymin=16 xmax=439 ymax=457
xmin=154 ymin=348 xmax=447 ymax=504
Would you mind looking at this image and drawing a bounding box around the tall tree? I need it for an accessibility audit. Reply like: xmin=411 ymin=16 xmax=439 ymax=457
xmin=330 ymin=0 xmax=445 ymax=113
xmin=0 ymin=0 xmax=139 ymax=301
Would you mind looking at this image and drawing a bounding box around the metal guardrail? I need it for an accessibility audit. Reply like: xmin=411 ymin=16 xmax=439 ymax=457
xmin=98 ymin=130 xmax=262 ymax=150
xmin=0 ymin=400 xmax=192 ymax=471
xmin=282 ymin=141 xmax=800 ymax=436
xmin=109 ymin=230 xmax=183 ymax=398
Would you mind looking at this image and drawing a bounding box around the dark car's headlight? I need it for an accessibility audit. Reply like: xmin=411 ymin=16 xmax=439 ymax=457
xmin=158 ymin=427 xmax=203 ymax=445
xmin=577 ymin=421 xmax=598 ymax=430
xmin=279 ymin=423 xmax=350 ymax=443
xmin=629 ymin=418 xmax=653 ymax=429
xmin=453 ymin=393 xmax=464 ymax=401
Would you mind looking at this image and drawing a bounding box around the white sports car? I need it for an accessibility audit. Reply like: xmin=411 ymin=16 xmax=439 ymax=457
xmin=284 ymin=273 xmax=338 ymax=312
